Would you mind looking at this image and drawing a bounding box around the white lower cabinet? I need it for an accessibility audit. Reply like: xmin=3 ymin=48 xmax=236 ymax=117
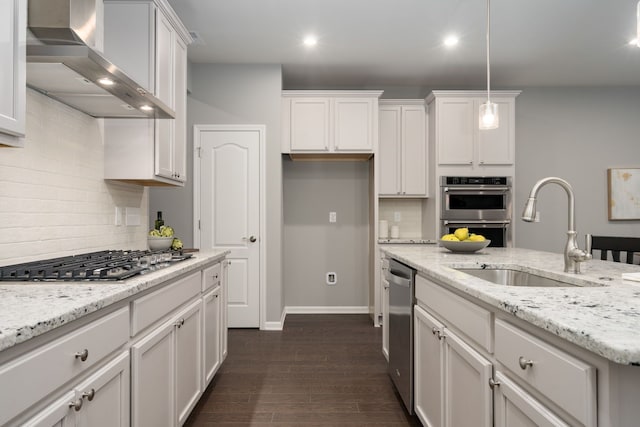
xmin=414 ymin=304 xmax=492 ymax=427
xmin=131 ymin=299 xmax=202 ymax=427
xmin=203 ymin=287 xmax=221 ymax=386
xmin=382 ymin=276 xmax=390 ymax=361
xmin=24 ymin=351 xmax=130 ymax=427
xmin=493 ymin=371 xmax=569 ymax=427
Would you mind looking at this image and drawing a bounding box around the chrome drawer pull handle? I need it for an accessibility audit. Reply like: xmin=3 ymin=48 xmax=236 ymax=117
xmin=431 ymin=327 xmax=444 ymax=340
xmin=82 ymin=388 xmax=96 ymax=401
xmin=488 ymin=378 xmax=501 ymax=389
xmin=518 ymin=356 xmax=534 ymax=370
xmin=75 ymin=349 xmax=89 ymax=362
xmin=432 ymin=327 xmax=439 ymax=335
xmin=69 ymin=398 xmax=83 ymax=411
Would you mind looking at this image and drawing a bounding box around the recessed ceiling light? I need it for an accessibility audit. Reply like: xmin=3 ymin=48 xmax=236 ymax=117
xmin=97 ymin=77 xmax=115 ymax=86
xmin=443 ymin=35 xmax=459 ymax=48
xmin=140 ymin=105 xmax=153 ymax=111
xmin=303 ymin=35 xmax=318 ymax=47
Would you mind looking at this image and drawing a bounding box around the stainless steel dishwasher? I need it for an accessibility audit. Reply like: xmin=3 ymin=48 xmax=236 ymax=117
xmin=386 ymin=258 xmax=416 ymax=414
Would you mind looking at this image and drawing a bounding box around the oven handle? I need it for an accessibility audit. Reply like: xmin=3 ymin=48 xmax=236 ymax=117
xmin=443 ymin=186 xmax=510 ymax=192
xmin=443 ymin=220 xmax=510 ymax=227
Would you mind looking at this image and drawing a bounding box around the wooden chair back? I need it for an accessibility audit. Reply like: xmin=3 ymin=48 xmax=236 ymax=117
xmin=590 ymin=236 xmax=640 ymax=264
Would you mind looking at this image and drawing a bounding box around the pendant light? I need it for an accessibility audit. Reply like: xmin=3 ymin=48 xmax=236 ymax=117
xmin=479 ymin=0 xmax=499 ymax=129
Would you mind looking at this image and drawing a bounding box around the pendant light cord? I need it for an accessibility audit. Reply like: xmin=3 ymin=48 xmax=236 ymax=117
xmin=486 ymin=0 xmax=491 ymax=103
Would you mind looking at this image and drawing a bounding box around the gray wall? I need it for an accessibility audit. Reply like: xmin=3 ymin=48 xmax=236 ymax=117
xmin=149 ymin=63 xmax=284 ymax=323
xmin=283 ymin=158 xmax=370 ymax=308
xmin=514 ymin=88 xmax=640 ymax=253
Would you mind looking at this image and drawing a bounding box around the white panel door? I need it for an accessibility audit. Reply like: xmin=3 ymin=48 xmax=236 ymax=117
xmin=437 ymin=99 xmax=474 ymax=165
xmin=378 ymin=106 xmax=401 ymax=195
xmin=200 ymin=129 xmax=260 ymax=328
xmin=402 ymin=105 xmax=427 ymax=196
xmin=476 ymin=99 xmax=514 ymax=165
xmin=0 ymin=0 xmax=26 ymax=141
xmin=290 ymin=98 xmax=330 ymax=151
xmin=175 ymin=301 xmax=202 ymax=426
xmin=334 ymin=98 xmax=373 ymax=151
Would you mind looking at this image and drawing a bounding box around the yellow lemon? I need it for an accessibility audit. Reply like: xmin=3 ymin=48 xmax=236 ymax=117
xmin=441 ymin=234 xmax=459 ymax=241
xmin=453 ymin=227 xmax=469 ymax=241
xmin=468 ymin=234 xmax=486 ymax=242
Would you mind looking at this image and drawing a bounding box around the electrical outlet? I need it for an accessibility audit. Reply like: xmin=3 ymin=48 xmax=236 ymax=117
xmin=114 ymin=207 xmax=123 ymax=226
xmin=394 ymin=211 xmax=402 ymax=222
xmin=329 ymin=211 xmax=337 ymax=223
xmin=326 ymin=272 xmax=337 ymax=285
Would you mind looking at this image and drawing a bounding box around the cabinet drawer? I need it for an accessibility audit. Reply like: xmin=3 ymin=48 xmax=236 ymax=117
xmin=131 ymin=271 xmax=200 ymax=336
xmin=415 ymin=274 xmax=493 ymax=352
xmin=0 ymin=307 xmax=129 ymax=426
xmin=202 ymin=262 xmax=221 ymax=292
xmin=495 ymin=320 xmax=596 ymax=426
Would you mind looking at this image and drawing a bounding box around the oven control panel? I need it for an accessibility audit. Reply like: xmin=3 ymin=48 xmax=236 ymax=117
xmin=442 ymin=176 xmax=509 ymax=186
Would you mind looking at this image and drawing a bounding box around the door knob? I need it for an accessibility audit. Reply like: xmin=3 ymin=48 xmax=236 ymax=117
xmin=249 ymin=236 xmax=257 ymax=243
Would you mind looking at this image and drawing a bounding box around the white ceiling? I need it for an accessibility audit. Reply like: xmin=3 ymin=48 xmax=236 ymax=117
xmin=167 ymin=0 xmax=640 ymax=89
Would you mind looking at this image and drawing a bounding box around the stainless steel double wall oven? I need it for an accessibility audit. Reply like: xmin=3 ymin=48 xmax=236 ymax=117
xmin=440 ymin=176 xmax=513 ymax=247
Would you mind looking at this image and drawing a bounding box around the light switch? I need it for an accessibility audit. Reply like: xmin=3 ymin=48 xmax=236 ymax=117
xmin=125 ymin=207 xmax=141 ymax=226
xmin=329 ymin=212 xmax=337 ymax=223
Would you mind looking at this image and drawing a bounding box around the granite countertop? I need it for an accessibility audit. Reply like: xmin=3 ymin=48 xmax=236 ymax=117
xmin=378 ymin=238 xmax=437 ymax=244
xmin=379 ymin=244 xmax=640 ymax=365
xmin=0 ymin=249 xmax=229 ymax=353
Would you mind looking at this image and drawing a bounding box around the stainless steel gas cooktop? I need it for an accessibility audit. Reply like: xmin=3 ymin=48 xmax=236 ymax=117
xmin=0 ymin=250 xmax=193 ymax=282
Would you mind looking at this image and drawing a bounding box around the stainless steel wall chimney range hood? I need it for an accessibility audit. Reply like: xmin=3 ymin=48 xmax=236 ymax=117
xmin=26 ymin=0 xmax=174 ymax=119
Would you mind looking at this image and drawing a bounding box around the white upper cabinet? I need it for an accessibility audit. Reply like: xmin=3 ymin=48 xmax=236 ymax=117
xmin=282 ymin=91 xmax=382 ymax=154
xmin=0 ymin=0 xmax=26 ymax=147
xmin=378 ymin=100 xmax=427 ymax=197
xmin=426 ymin=91 xmax=519 ymax=173
xmin=103 ymin=0 xmax=191 ymax=186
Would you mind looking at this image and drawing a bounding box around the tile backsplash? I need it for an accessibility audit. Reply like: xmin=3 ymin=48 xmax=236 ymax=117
xmin=0 ymin=90 xmax=148 ymax=265
xmin=378 ymin=199 xmax=424 ymax=238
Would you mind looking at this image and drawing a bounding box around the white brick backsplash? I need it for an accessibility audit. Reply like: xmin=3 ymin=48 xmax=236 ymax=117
xmin=0 ymin=90 xmax=148 ymax=265
xmin=379 ymin=199 xmax=424 ymax=238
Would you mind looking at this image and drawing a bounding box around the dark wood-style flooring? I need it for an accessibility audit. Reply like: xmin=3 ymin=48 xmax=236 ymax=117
xmin=185 ymin=314 xmax=421 ymax=426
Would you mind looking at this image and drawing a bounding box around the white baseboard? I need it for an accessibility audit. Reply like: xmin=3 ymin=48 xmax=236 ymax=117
xmin=262 ymin=308 xmax=287 ymax=331
xmin=285 ymin=306 xmax=370 ymax=314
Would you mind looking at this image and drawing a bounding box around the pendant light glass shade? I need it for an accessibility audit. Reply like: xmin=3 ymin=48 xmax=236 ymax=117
xmin=479 ymin=0 xmax=499 ymax=129
xmin=479 ymin=101 xmax=499 ymax=129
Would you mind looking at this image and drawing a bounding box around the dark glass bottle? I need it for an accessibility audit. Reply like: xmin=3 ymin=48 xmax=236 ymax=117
xmin=155 ymin=211 xmax=164 ymax=230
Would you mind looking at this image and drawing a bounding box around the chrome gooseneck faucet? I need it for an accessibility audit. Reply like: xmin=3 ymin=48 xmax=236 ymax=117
xmin=522 ymin=177 xmax=592 ymax=273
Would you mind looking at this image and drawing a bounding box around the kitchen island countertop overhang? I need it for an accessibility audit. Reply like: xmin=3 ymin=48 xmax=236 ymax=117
xmin=380 ymin=244 xmax=640 ymax=365
xmin=0 ymin=249 xmax=230 ymax=353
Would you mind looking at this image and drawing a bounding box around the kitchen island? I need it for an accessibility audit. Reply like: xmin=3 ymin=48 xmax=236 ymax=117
xmin=0 ymin=249 xmax=228 ymax=427
xmin=381 ymin=244 xmax=640 ymax=427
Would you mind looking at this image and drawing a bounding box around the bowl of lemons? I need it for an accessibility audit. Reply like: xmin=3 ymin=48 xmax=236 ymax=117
xmin=439 ymin=228 xmax=491 ymax=253
xmin=148 ymin=225 xmax=184 ymax=251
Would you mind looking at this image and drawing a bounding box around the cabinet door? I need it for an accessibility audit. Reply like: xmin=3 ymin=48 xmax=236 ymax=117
xmin=381 ymin=276 xmax=390 ymax=361
xmin=175 ymin=300 xmax=203 ymax=426
xmin=156 ymin=119 xmax=174 ymax=179
xmin=155 ymin=10 xmax=175 ymax=109
xmin=0 ymin=0 xmax=26 ymax=144
xmin=437 ymin=99 xmax=474 ymax=165
xmin=414 ymin=305 xmax=445 ymax=427
xmin=378 ymin=106 xmax=401 ymax=195
xmin=290 ymin=98 xmax=330 ymax=151
xmin=401 ymin=105 xmax=427 ymax=196
xmin=131 ymin=320 xmax=175 ymax=427
xmin=221 ymin=260 xmax=229 ymax=360
xmin=443 ymin=329 xmax=493 ymax=427
xmin=22 ymin=391 xmax=76 ymax=427
xmin=172 ymin=36 xmax=188 ymax=182
xmin=476 ymin=99 xmax=514 ymax=165
xmin=75 ymin=351 xmax=130 ymax=427
xmin=334 ymin=98 xmax=374 ymax=151
xmin=203 ymin=288 xmax=221 ymax=386
xmin=494 ymin=371 xmax=569 ymax=427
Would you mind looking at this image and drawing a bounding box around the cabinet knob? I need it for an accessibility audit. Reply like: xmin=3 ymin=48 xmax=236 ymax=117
xmin=74 ymin=349 xmax=89 ymax=362
xmin=488 ymin=378 xmax=501 ymax=389
xmin=175 ymin=318 xmax=185 ymax=328
xmin=69 ymin=398 xmax=84 ymax=411
xmin=518 ymin=356 xmax=534 ymax=370
xmin=82 ymin=388 xmax=96 ymax=401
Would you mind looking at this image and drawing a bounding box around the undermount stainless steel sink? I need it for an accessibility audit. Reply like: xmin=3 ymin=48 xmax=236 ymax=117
xmin=455 ymin=268 xmax=596 ymax=287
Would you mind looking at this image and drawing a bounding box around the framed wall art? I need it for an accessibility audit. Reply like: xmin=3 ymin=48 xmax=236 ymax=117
xmin=607 ymin=168 xmax=640 ymax=220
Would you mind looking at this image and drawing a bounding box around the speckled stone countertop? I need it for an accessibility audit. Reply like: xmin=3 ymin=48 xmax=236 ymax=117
xmin=378 ymin=238 xmax=437 ymax=244
xmin=0 ymin=249 xmax=229 ymax=353
xmin=380 ymin=244 xmax=640 ymax=365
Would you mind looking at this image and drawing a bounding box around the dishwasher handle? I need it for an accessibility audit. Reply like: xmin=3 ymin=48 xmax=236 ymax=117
xmin=388 ymin=272 xmax=412 ymax=288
